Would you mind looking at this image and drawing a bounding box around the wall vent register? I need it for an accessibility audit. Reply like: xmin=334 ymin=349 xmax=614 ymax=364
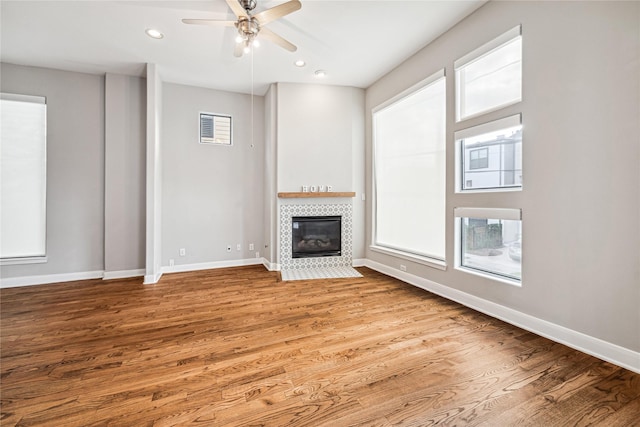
xmin=199 ymin=112 xmax=232 ymax=145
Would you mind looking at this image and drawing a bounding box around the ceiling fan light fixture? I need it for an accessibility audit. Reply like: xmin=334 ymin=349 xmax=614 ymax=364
xmin=145 ymin=28 xmax=164 ymax=39
xmin=235 ymin=34 xmax=244 ymax=43
xmin=243 ymin=44 xmax=251 ymax=54
xmin=253 ymin=39 xmax=260 ymax=47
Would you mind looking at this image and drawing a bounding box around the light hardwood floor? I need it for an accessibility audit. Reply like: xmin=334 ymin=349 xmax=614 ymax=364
xmin=1 ymin=266 xmax=638 ymax=426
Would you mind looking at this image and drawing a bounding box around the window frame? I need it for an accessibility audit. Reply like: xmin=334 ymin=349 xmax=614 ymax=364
xmin=370 ymin=69 xmax=447 ymax=270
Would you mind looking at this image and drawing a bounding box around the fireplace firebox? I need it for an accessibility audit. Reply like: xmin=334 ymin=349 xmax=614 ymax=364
xmin=292 ymin=216 xmax=341 ymax=258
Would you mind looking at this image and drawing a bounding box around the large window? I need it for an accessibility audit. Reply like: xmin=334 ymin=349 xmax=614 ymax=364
xmin=372 ymin=70 xmax=446 ymax=266
xmin=455 ymin=208 xmax=522 ymax=284
xmin=455 ymin=26 xmax=522 ymax=122
xmin=0 ymin=93 xmax=47 ymax=263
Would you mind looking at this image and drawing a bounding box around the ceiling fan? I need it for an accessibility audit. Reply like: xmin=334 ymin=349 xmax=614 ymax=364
xmin=182 ymin=0 xmax=302 ymax=57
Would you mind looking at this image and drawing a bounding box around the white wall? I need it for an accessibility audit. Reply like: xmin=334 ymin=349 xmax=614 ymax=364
xmin=0 ymin=63 xmax=105 ymax=281
xmin=161 ymin=82 xmax=265 ymax=267
xmin=104 ymin=73 xmax=146 ymax=277
xmin=365 ymin=1 xmax=640 ymax=354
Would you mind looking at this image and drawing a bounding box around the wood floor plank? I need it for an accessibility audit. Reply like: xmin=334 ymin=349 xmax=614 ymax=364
xmin=1 ymin=265 xmax=638 ymax=426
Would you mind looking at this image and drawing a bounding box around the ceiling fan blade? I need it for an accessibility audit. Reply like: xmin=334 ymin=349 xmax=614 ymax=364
xmin=182 ymin=19 xmax=236 ymax=27
xmin=226 ymin=0 xmax=248 ymax=19
xmin=234 ymin=42 xmax=245 ymax=57
xmin=259 ymin=27 xmax=297 ymax=52
xmin=254 ymin=0 xmax=301 ymax=26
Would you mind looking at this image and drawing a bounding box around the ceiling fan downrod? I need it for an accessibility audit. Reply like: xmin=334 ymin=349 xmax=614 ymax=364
xmin=238 ymin=0 xmax=257 ymax=13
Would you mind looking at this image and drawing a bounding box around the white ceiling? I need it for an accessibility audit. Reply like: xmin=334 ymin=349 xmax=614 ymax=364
xmin=1 ymin=0 xmax=485 ymax=95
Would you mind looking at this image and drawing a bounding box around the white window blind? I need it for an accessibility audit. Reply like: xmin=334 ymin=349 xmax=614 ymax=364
xmin=372 ymin=70 xmax=446 ymax=262
xmin=455 ymin=25 xmax=522 ymax=121
xmin=0 ymin=93 xmax=47 ymax=261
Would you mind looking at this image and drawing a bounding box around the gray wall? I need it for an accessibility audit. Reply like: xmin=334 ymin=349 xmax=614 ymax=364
xmin=365 ymin=1 xmax=640 ymax=352
xmin=276 ymin=83 xmax=360 ymax=193
xmin=104 ymin=73 xmax=146 ymax=275
xmin=161 ymin=82 xmax=265 ymax=266
xmin=0 ymin=63 xmax=105 ymax=278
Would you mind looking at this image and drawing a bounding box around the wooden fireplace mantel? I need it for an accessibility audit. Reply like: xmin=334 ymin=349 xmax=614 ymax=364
xmin=277 ymin=192 xmax=356 ymax=199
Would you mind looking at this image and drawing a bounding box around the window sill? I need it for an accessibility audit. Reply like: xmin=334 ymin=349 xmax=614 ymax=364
xmin=369 ymin=245 xmax=446 ymax=271
xmin=456 ymin=186 xmax=522 ymax=194
xmin=1 ymin=256 xmax=48 ymax=266
xmin=455 ymin=265 xmax=522 ymax=287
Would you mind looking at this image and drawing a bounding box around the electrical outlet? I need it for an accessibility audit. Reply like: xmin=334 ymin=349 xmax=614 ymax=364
xmin=236 ymin=244 xmax=241 ymax=251
xmin=255 ymin=252 xmax=260 ymax=258
xmin=179 ymin=248 xmax=186 ymax=256
xmin=400 ymin=264 xmax=407 ymax=272
xmin=249 ymin=243 xmax=254 ymax=251
xmin=169 ymin=259 xmax=174 ymax=267
xmin=226 ymin=246 xmax=232 ymax=252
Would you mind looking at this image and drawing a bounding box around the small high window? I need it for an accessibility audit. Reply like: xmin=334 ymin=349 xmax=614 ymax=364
xmin=455 ymin=25 xmax=522 ymax=122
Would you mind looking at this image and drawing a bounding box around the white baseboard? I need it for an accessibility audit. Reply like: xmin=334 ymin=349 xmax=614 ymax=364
xmin=103 ymin=269 xmax=145 ymax=280
xmin=161 ymin=258 xmax=264 ymax=274
xmin=143 ymin=271 xmax=163 ymax=285
xmin=0 ymin=270 xmax=104 ymax=288
xmin=352 ymin=258 xmax=366 ymax=267
xmin=263 ymin=259 xmax=279 ymax=271
xmin=364 ymin=259 xmax=640 ymax=374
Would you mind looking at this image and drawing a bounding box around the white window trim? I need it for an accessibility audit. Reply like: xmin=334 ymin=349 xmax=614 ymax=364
xmin=455 ymin=114 xmax=522 ymax=193
xmin=372 ymin=68 xmax=445 ymax=114
xmin=454 ymin=25 xmax=522 ymax=71
xmin=371 ymin=68 xmax=447 ymax=269
xmin=455 ymin=25 xmax=522 ymax=123
xmin=454 ymin=207 xmax=522 ymax=286
xmin=369 ymin=245 xmax=447 ymax=271
xmin=0 ymin=256 xmax=48 ymax=266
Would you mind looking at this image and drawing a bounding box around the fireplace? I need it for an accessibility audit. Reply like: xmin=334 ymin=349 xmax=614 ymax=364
xmin=292 ymin=216 xmax=341 ymax=258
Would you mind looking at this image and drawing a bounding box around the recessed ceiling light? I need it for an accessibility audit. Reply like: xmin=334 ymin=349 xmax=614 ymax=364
xmin=294 ymin=60 xmax=306 ymax=67
xmin=314 ymin=70 xmax=327 ymax=78
xmin=145 ymin=28 xmax=164 ymax=39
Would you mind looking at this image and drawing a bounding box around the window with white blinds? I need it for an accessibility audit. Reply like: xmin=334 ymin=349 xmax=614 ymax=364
xmin=455 ymin=25 xmax=522 ymax=122
xmin=372 ymin=70 xmax=446 ymax=267
xmin=0 ymin=93 xmax=47 ymax=263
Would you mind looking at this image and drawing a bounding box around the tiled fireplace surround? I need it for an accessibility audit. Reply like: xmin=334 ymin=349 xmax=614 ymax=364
xmin=278 ymin=201 xmax=353 ymax=271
